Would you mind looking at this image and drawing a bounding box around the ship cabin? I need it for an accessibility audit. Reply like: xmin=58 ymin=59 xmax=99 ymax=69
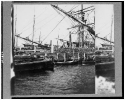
xmin=96 ymin=43 xmax=114 ymax=57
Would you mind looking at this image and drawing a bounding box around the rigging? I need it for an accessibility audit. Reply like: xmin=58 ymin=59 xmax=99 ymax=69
xmin=42 ymin=16 xmax=66 ymax=42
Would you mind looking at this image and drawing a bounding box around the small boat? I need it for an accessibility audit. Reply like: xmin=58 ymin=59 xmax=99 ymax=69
xmin=54 ymin=60 xmax=80 ymax=65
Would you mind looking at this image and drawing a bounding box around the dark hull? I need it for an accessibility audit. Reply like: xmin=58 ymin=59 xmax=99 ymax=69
xmin=95 ymin=61 xmax=114 ymax=71
xmin=95 ymin=61 xmax=115 ymax=76
xmin=14 ymin=60 xmax=54 ymax=75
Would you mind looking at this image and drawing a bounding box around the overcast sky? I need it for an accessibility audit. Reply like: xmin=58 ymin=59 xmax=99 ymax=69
xmin=14 ymin=3 xmax=114 ymax=47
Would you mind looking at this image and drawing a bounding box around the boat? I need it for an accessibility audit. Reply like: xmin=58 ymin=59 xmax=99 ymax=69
xmin=54 ymin=53 xmax=83 ymax=65
xmin=95 ymin=55 xmax=114 ymax=72
xmin=53 ymin=47 xmax=84 ymax=65
xmin=14 ymin=59 xmax=54 ymax=76
xmin=54 ymin=60 xmax=80 ymax=65
xmin=95 ymin=61 xmax=114 ymax=71
xmin=50 ymin=5 xmax=96 ymax=66
xmin=14 ymin=4 xmax=114 ymax=70
xmin=95 ymin=10 xmax=114 ymax=73
xmin=13 ymin=43 xmax=54 ymax=75
xmin=95 ymin=43 xmax=115 ymax=75
xmin=95 ymin=60 xmax=115 ymax=77
xmin=13 ymin=12 xmax=54 ymax=75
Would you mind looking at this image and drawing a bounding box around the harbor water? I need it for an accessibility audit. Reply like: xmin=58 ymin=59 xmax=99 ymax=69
xmin=95 ymin=68 xmax=115 ymax=94
xmin=13 ymin=65 xmax=95 ymax=95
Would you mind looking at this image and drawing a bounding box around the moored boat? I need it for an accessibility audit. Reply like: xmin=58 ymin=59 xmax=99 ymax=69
xmin=95 ymin=53 xmax=115 ymax=76
xmin=14 ymin=45 xmax=54 ymax=76
xmin=54 ymin=59 xmax=82 ymax=65
xmin=14 ymin=59 xmax=54 ymax=76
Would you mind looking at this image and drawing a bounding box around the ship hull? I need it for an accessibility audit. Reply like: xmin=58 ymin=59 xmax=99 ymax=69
xmin=95 ymin=61 xmax=115 ymax=76
xmin=14 ymin=60 xmax=54 ymax=76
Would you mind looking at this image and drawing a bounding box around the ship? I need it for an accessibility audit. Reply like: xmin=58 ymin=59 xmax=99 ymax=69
xmin=13 ymin=4 xmax=114 ymax=72
xmin=95 ymin=11 xmax=115 ymax=74
xmin=13 ymin=11 xmax=54 ymax=75
xmin=13 ymin=43 xmax=54 ymax=76
xmin=50 ymin=4 xmax=95 ymax=65
xmin=95 ymin=43 xmax=115 ymax=76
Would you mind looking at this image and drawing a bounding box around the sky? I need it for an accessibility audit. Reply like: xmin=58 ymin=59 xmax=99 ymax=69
xmin=14 ymin=3 xmax=114 ymax=47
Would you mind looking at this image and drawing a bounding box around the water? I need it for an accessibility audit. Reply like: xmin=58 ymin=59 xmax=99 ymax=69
xmin=95 ymin=69 xmax=115 ymax=94
xmin=13 ymin=65 xmax=95 ymax=95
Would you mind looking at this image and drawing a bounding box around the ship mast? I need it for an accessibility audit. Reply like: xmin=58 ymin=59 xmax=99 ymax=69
xmin=110 ymin=14 xmax=113 ymax=44
xmin=15 ymin=6 xmax=17 ymax=47
xmin=51 ymin=5 xmax=95 ymax=36
xmin=39 ymin=31 xmax=41 ymax=44
xmin=32 ymin=6 xmax=35 ymax=45
xmin=51 ymin=5 xmax=114 ymax=44
xmin=81 ymin=4 xmax=84 ymax=48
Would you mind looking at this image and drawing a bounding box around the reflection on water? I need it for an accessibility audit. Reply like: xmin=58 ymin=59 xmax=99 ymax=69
xmin=13 ymin=65 xmax=95 ymax=95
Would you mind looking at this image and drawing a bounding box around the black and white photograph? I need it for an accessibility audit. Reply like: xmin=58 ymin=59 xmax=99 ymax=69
xmin=10 ymin=2 xmax=116 ymax=96
xmin=1 ymin=1 xmax=121 ymax=97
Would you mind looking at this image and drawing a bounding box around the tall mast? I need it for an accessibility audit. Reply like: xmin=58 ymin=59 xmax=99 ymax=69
xmin=93 ymin=6 xmax=95 ymax=47
xmin=39 ymin=31 xmax=41 ymax=44
xmin=52 ymin=5 xmax=114 ymax=44
xmin=32 ymin=6 xmax=35 ymax=45
xmin=51 ymin=5 xmax=95 ymax=35
xmin=78 ymin=21 xmax=80 ymax=48
xmin=81 ymin=4 xmax=84 ymax=48
xmin=15 ymin=6 xmax=17 ymax=47
xmin=110 ymin=14 xmax=113 ymax=44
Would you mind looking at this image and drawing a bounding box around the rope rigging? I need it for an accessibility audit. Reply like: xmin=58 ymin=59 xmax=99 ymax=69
xmin=17 ymin=7 xmax=57 ymax=36
xmin=68 ymin=5 xmax=80 ymax=13
xmin=15 ymin=5 xmax=114 ymax=46
xmin=34 ymin=14 xmax=59 ymax=32
xmin=42 ymin=16 xmax=66 ymax=42
xmin=51 ymin=5 xmax=80 ymax=43
xmin=42 ymin=5 xmax=79 ymax=42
